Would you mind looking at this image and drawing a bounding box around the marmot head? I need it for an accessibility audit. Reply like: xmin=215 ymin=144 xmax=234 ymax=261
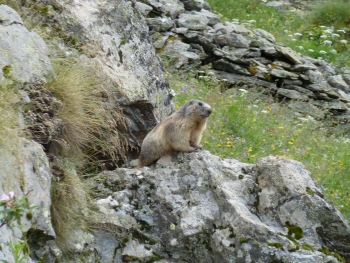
xmin=184 ymin=100 xmax=212 ymax=119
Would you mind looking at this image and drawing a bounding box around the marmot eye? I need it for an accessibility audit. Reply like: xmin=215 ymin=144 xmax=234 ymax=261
xmin=198 ymin=102 xmax=203 ymax=106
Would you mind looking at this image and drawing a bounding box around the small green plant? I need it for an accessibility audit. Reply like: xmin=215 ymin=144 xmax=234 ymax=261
xmin=0 ymin=191 xmax=36 ymax=263
xmin=285 ymin=221 xmax=303 ymax=240
xmin=302 ymin=243 xmax=314 ymax=252
xmin=239 ymin=237 xmax=248 ymax=243
xmin=0 ymin=191 xmax=37 ymax=229
xmin=0 ymin=241 xmax=31 ymax=263
xmin=319 ymin=246 xmax=346 ymax=263
xmin=2 ymin=65 xmax=12 ymax=78
xmin=267 ymin=242 xmax=283 ymax=250
xmin=306 ymin=187 xmax=314 ymax=195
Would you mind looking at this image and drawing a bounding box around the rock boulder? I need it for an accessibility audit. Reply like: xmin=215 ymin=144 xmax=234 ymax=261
xmin=82 ymin=151 xmax=350 ymax=263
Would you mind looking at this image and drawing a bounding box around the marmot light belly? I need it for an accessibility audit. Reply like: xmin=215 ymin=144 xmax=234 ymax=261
xmin=139 ymin=100 xmax=212 ymax=167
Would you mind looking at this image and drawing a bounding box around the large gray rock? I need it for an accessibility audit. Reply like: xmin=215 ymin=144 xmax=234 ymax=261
xmin=163 ymin=0 xmax=186 ymax=17
xmin=213 ymin=22 xmax=253 ymax=36
xmin=221 ymin=46 xmax=248 ymax=59
xmin=284 ymin=85 xmax=316 ymax=98
xmin=213 ymin=59 xmax=252 ymax=76
xmin=307 ymin=82 xmax=340 ymax=99
xmin=58 ymin=0 xmax=174 ymax=116
xmin=180 ymin=0 xmax=210 ymax=11
xmin=162 ymin=40 xmax=201 ymax=68
xmin=83 ymin=151 xmax=350 ymax=263
xmin=0 ymin=5 xmax=53 ymax=84
xmin=209 ymin=69 xmax=278 ymax=92
xmin=147 ymin=17 xmax=174 ymax=31
xmin=288 ymin=101 xmax=325 ymax=119
xmin=183 ymin=31 xmax=215 ymax=53
xmin=254 ymin=28 xmax=276 ymax=44
xmin=316 ymin=100 xmax=348 ymax=111
xmin=328 ymin=75 xmax=350 ymax=93
xmin=177 ymin=13 xmax=209 ymax=30
xmin=292 ymin=61 xmax=318 ymax=72
xmin=306 ymin=69 xmax=325 ymax=84
xmin=277 ymin=88 xmax=309 ymax=100
xmin=270 ymin=68 xmax=299 ymax=79
xmin=215 ymin=33 xmax=251 ymax=48
xmin=145 ymin=0 xmax=185 ymax=18
xmin=275 ymin=46 xmax=302 ymax=64
xmin=135 ymin=2 xmax=153 ymax=16
xmin=191 ymin=9 xmax=220 ymax=26
xmin=0 ymin=139 xmax=55 ymax=263
xmin=340 ymin=67 xmax=350 ymax=86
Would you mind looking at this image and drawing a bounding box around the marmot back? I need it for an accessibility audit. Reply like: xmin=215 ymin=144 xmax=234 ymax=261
xmin=139 ymin=100 xmax=212 ymax=167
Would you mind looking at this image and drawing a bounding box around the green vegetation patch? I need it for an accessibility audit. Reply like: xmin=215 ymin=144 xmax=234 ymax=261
xmin=239 ymin=237 xmax=248 ymax=243
xmin=306 ymin=187 xmax=314 ymax=195
xmin=267 ymin=242 xmax=283 ymax=250
xmin=302 ymin=243 xmax=314 ymax=252
xmin=319 ymin=246 xmax=346 ymax=263
xmin=167 ymin=69 xmax=350 ymax=223
xmin=285 ymin=221 xmax=303 ymax=240
xmin=2 ymin=65 xmax=12 ymax=78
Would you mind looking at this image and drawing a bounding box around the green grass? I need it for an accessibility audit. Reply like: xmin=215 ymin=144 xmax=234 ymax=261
xmin=167 ymin=70 xmax=350 ymax=223
xmin=307 ymin=0 xmax=350 ymax=28
xmin=207 ymin=0 xmax=350 ymax=66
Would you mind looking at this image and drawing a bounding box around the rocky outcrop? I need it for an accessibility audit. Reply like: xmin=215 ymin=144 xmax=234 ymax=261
xmin=0 ymin=5 xmax=53 ymax=84
xmin=140 ymin=0 xmax=350 ymax=121
xmin=55 ymin=0 xmax=174 ymax=141
xmin=0 ymin=1 xmax=175 ymax=159
xmin=0 ymin=2 xmax=174 ymax=261
xmin=50 ymin=0 xmax=175 ymax=141
xmin=0 ymin=6 xmax=55 ymax=262
xmin=1 ymin=1 xmax=350 ymax=262
xmin=0 ymin=139 xmax=55 ymax=262
xmin=61 ymin=151 xmax=349 ymax=263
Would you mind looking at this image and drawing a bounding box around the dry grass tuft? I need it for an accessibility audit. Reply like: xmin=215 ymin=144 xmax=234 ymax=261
xmin=46 ymin=59 xmax=131 ymax=251
xmin=46 ymin=59 xmax=129 ymax=170
xmin=50 ymin=159 xmax=92 ymax=252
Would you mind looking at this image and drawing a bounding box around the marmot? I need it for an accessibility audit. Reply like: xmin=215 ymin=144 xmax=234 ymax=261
xmin=139 ymin=99 xmax=212 ymax=167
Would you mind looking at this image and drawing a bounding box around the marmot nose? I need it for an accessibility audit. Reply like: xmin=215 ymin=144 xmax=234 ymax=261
xmin=207 ymin=109 xmax=212 ymax=115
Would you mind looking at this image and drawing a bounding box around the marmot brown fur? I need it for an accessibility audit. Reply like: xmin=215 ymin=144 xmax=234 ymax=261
xmin=139 ymin=99 xmax=212 ymax=167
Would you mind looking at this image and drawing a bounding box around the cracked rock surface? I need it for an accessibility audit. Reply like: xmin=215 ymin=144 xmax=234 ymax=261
xmin=86 ymin=151 xmax=350 ymax=263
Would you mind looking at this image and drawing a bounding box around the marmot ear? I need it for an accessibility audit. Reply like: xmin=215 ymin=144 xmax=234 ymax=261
xmin=189 ymin=100 xmax=194 ymax=105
